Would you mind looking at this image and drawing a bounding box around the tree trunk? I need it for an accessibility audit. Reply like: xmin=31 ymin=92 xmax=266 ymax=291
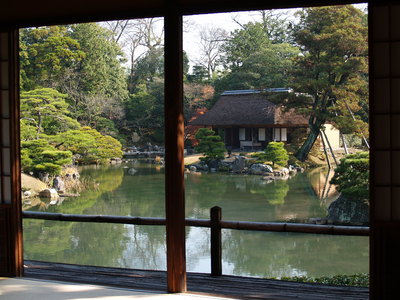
xmin=36 ymin=112 xmax=42 ymax=139
xmin=295 ymin=117 xmax=324 ymax=161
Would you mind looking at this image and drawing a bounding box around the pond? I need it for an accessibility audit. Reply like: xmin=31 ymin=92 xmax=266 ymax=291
xmin=23 ymin=161 xmax=369 ymax=279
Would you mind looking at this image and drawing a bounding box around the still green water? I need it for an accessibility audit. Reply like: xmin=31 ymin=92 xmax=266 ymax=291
xmin=23 ymin=161 xmax=369 ymax=278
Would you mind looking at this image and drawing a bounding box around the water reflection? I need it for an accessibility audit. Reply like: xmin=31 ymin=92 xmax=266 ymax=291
xmin=23 ymin=162 xmax=368 ymax=278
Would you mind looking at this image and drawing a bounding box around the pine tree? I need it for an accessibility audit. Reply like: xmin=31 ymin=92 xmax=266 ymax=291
xmin=289 ymin=6 xmax=368 ymax=161
xmin=195 ymin=128 xmax=226 ymax=162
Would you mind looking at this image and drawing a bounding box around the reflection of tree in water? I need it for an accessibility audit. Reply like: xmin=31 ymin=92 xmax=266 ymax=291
xmin=279 ymin=172 xmax=327 ymax=221
xmin=23 ymin=219 xmax=74 ymax=261
xmin=24 ymin=166 xmax=125 ymax=264
xmin=65 ymin=222 xmax=128 ymax=267
xmin=185 ymin=173 xmax=228 ymax=218
xmin=222 ymin=230 xmax=368 ymax=278
xmin=186 ymin=227 xmax=210 ymax=272
xmin=118 ymin=224 xmax=210 ymax=271
xmin=307 ymin=167 xmax=338 ymax=204
xmin=249 ymin=180 xmax=289 ymax=205
xmin=119 ymin=225 xmax=166 ymax=270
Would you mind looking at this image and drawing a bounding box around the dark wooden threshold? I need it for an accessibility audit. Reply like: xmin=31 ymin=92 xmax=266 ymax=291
xmin=24 ymin=261 xmax=369 ymax=300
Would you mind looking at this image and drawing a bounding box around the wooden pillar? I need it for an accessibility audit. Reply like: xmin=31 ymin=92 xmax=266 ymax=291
xmin=0 ymin=29 xmax=23 ymax=277
xmin=370 ymin=3 xmax=400 ymax=299
xmin=164 ymin=4 xmax=187 ymax=293
xmin=210 ymin=206 xmax=222 ymax=276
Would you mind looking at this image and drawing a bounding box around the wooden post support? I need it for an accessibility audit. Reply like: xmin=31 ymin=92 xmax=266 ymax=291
xmin=0 ymin=29 xmax=23 ymax=277
xmin=210 ymin=206 xmax=222 ymax=276
xmin=320 ymin=130 xmax=331 ymax=169
xmin=321 ymin=129 xmax=338 ymax=166
xmin=164 ymin=5 xmax=187 ymax=293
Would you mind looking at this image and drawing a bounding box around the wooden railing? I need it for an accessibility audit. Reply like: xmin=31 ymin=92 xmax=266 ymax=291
xmin=22 ymin=206 xmax=369 ymax=276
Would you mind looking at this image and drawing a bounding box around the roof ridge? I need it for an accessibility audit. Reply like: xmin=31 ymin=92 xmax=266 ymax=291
xmin=221 ymin=88 xmax=293 ymax=96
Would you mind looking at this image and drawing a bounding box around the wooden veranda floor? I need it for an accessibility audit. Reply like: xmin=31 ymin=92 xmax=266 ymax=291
xmin=24 ymin=261 xmax=369 ymax=300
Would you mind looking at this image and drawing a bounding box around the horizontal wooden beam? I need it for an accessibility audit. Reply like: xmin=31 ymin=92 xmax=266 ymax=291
xmin=220 ymin=220 xmax=370 ymax=236
xmin=22 ymin=211 xmax=369 ymax=236
xmin=22 ymin=211 xmax=166 ymax=226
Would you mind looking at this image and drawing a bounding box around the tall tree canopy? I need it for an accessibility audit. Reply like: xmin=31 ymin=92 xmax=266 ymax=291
xmin=215 ymin=15 xmax=299 ymax=93
xmin=20 ymin=24 xmax=128 ymax=137
xmin=20 ymin=26 xmax=85 ymax=91
xmin=215 ymin=42 xmax=299 ymax=92
xmin=288 ymin=5 xmax=368 ymax=161
xmin=221 ymin=22 xmax=273 ymax=70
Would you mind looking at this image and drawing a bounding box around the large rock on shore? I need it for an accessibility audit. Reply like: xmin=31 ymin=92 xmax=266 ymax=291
xmin=39 ymin=188 xmax=59 ymax=200
xmin=21 ymin=173 xmax=48 ymax=197
xmin=232 ymin=156 xmax=246 ymax=173
xmin=249 ymin=163 xmax=273 ymax=175
xmin=327 ymin=194 xmax=369 ymax=225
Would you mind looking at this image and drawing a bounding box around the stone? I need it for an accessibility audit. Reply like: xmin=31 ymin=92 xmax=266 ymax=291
xmin=327 ymin=194 xmax=369 ymax=225
xmin=218 ymin=161 xmax=232 ymax=172
xmin=264 ymin=164 xmax=274 ymax=173
xmin=208 ymin=159 xmax=219 ymax=170
xmin=316 ymin=219 xmax=328 ymax=225
xmin=53 ymin=176 xmax=65 ymax=193
xmin=111 ymin=158 xmax=122 ymax=164
xmin=308 ymin=218 xmax=320 ymax=224
xmin=274 ymin=174 xmax=289 ymax=181
xmin=245 ymin=158 xmax=257 ymax=167
xmin=196 ymin=161 xmax=209 ymax=171
xmin=128 ymin=168 xmax=137 ymax=175
xmin=262 ymin=176 xmax=274 ymax=183
xmin=38 ymin=172 xmax=49 ymax=183
xmin=280 ymin=167 xmax=290 ymax=175
xmin=249 ymin=163 xmax=273 ymax=175
xmin=288 ymin=165 xmax=297 ymax=175
xmin=39 ymin=188 xmax=59 ymax=200
xmin=232 ymin=156 xmax=246 ymax=173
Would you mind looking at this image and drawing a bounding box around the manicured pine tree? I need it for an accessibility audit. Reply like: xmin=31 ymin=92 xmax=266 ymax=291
xmin=195 ymin=128 xmax=226 ymax=162
xmin=264 ymin=142 xmax=289 ymax=167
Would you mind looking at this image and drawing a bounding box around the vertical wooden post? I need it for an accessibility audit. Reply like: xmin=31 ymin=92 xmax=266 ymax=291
xmin=0 ymin=29 xmax=23 ymax=277
xmin=210 ymin=206 xmax=222 ymax=276
xmin=320 ymin=131 xmax=331 ymax=170
xmin=164 ymin=4 xmax=186 ymax=293
xmin=321 ymin=128 xmax=338 ymax=166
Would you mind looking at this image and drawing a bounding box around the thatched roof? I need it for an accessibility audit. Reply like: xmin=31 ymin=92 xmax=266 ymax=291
xmin=190 ymin=92 xmax=309 ymax=127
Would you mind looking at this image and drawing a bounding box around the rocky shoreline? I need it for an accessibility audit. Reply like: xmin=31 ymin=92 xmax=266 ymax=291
xmin=185 ymin=154 xmax=304 ymax=181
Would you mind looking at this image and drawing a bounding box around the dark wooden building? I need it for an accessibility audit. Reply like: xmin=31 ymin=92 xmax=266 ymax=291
xmin=191 ymin=90 xmax=308 ymax=149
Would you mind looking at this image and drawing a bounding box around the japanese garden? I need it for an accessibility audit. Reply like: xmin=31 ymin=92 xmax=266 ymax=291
xmin=20 ymin=5 xmax=369 ymax=286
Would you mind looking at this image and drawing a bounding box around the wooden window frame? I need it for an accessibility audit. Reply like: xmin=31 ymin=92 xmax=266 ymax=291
xmin=2 ymin=1 xmax=399 ymax=299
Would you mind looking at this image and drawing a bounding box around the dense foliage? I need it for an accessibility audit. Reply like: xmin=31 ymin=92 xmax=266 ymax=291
xmin=330 ymin=152 xmax=369 ymax=202
xmin=195 ymin=128 xmax=226 ymax=162
xmin=21 ymin=139 xmax=72 ymax=176
xmin=51 ymin=127 xmax=123 ymax=164
xmin=20 ymin=24 xmax=128 ymax=138
xmin=215 ymin=18 xmax=299 ymax=93
xmin=20 ymin=88 xmax=80 ymax=138
xmin=20 ymin=24 xmax=126 ymax=175
xmin=280 ymin=273 xmax=369 ymax=287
